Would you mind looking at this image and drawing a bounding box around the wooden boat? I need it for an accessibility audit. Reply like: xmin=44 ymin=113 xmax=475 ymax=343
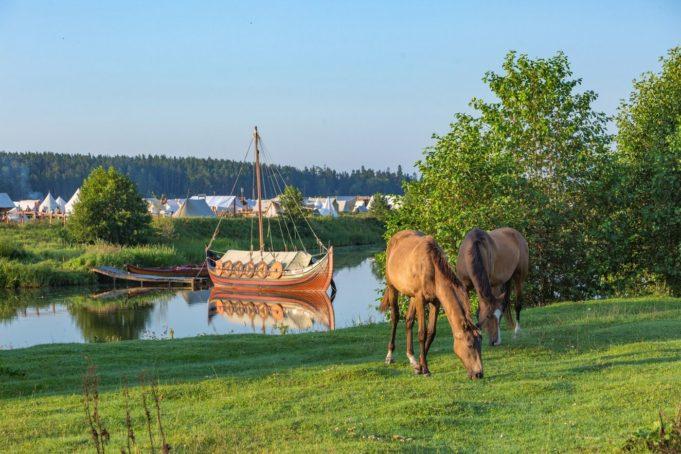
xmin=207 ymin=287 xmax=335 ymax=331
xmin=125 ymin=264 xmax=208 ymax=278
xmin=205 ymin=127 xmax=334 ymax=293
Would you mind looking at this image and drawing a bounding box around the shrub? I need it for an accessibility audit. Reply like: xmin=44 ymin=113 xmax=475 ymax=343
xmin=68 ymin=166 xmax=152 ymax=245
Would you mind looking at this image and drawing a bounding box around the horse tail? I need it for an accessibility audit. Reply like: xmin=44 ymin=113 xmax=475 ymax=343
xmin=379 ymin=284 xmax=397 ymax=312
xmin=467 ymin=230 xmax=497 ymax=309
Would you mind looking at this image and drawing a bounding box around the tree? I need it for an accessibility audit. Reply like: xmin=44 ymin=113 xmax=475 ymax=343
xmin=68 ymin=166 xmax=152 ymax=245
xmin=370 ymin=193 xmax=391 ymax=222
xmin=280 ymin=185 xmax=304 ymax=219
xmin=388 ymin=51 xmax=613 ymax=305
xmin=614 ymin=47 xmax=681 ymax=293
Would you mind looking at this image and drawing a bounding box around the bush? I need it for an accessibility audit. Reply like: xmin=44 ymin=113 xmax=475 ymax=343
xmin=68 ymin=166 xmax=152 ymax=245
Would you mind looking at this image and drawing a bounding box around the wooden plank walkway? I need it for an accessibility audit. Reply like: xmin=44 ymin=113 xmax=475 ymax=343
xmin=92 ymin=266 xmax=207 ymax=289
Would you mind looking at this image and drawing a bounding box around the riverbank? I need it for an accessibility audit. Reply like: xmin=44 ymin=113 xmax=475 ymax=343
xmin=0 ymin=216 xmax=385 ymax=288
xmin=0 ymin=296 xmax=679 ymax=451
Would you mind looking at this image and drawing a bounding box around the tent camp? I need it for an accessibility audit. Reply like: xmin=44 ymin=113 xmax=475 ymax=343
xmin=65 ymin=189 xmax=80 ymax=214
xmin=0 ymin=193 xmax=14 ymax=213
xmin=263 ymin=200 xmax=281 ymax=218
xmin=163 ymin=199 xmax=184 ymax=215
xmin=172 ymin=198 xmax=216 ymax=218
xmin=39 ymin=192 xmax=60 ymax=213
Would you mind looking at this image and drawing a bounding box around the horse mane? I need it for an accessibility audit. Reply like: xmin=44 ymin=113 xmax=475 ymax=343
xmin=467 ymin=229 xmax=497 ymax=308
xmin=427 ymin=241 xmax=478 ymax=330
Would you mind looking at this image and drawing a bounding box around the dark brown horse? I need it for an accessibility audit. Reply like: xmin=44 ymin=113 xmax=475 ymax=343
xmin=380 ymin=230 xmax=483 ymax=379
xmin=456 ymin=227 xmax=529 ymax=346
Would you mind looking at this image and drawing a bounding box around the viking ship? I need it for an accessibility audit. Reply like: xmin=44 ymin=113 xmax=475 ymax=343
xmin=205 ymin=127 xmax=334 ymax=293
xmin=208 ymin=287 xmax=335 ymax=332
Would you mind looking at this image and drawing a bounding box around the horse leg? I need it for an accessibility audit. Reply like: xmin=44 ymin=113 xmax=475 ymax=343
xmin=513 ymin=274 xmax=524 ymax=337
xmin=384 ymin=284 xmax=399 ymax=364
xmin=415 ymin=295 xmax=430 ymax=376
xmin=405 ymin=299 xmax=419 ymax=371
xmin=425 ymin=301 xmax=439 ymax=354
xmin=502 ymin=281 xmax=516 ymax=330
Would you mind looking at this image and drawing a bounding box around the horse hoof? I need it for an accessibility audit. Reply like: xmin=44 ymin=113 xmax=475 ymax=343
xmin=413 ymin=367 xmax=422 ymax=375
xmin=385 ymin=358 xmax=395 ymax=365
xmin=422 ymin=369 xmax=431 ymax=377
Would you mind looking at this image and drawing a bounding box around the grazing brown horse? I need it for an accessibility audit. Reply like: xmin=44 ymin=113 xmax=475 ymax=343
xmin=456 ymin=227 xmax=529 ymax=346
xmin=380 ymin=230 xmax=483 ymax=379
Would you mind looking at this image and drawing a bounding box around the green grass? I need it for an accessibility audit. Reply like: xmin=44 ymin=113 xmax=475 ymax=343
xmin=0 ymin=296 xmax=679 ymax=452
xmin=0 ymin=216 xmax=384 ymax=288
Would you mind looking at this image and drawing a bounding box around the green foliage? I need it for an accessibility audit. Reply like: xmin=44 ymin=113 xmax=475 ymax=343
xmin=280 ymin=185 xmax=304 ymax=219
xmin=369 ymin=193 xmax=390 ymax=222
xmin=613 ymin=47 xmax=681 ymax=294
xmin=0 ymin=240 xmax=29 ymax=260
xmin=0 ymin=297 xmax=679 ymax=451
xmin=68 ymin=167 xmax=152 ymax=245
xmin=389 ymin=51 xmax=613 ymax=304
xmin=624 ymin=406 xmax=681 ymax=452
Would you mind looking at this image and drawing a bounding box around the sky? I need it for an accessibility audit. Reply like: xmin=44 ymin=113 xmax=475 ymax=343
xmin=0 ymin=1 xmax=679 ymax=172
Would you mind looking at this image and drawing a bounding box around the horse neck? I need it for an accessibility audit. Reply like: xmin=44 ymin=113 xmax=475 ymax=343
xmin=435 ymin=275 xmax=472 ymax=334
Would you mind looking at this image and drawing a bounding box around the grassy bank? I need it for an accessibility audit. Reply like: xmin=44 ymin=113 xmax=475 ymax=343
xmin=1 ymin=297 xmax=679 ymax=451
xmin=0 ymin=216 xmax=384 ymax=288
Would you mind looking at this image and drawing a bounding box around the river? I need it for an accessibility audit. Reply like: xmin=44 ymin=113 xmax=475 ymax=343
xmin=0 ymin=246 xmax=384 ymax=349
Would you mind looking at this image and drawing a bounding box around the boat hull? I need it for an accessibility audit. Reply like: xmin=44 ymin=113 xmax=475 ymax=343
xmin=125 ymin=264 xmax=208 ymax=278
xmin=206 ymin=247 xmax=333 ymax=293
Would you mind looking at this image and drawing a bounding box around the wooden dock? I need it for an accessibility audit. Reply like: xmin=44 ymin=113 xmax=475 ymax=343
xmin=92 ymin=266 xmax=207 ymax=289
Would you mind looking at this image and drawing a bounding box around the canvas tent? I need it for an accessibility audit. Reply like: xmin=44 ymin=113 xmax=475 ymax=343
xmin=56 ymin=196 xmax=67 ymax=212
xmin=263 ymin=200 xmax=281 ymax=218
xmin=16 ymin=199 xmax=40 ymax=211
xmin=334 ymin=196 xmax=356 ymax=213
xmin=353 ymin=200 xmax=368 ymax=213
xmin=39 ymin=192 xmax=60 ymax=213
xmin=0 ymin=193 xmax=14 ymax=213
xmin=145 ymin=197 xmax=163 ymax=215
xmin=163 ymin=199 xmax=183 ymax=215
xmin=65 ymin=189 xmax=80 ymax=214
xmin=172 ymin=198 xmax=216 ymax=218
xmin=316 ymin=197 xmax=338 ymax=217
xmin=201 ymin=195 xmax=238 ymax=215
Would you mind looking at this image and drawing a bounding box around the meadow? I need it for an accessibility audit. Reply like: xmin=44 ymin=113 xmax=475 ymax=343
xmin=0 ymin=216 xmax=384 ymax=288
xmin=0 ymin=296 xmax=679 ymax=452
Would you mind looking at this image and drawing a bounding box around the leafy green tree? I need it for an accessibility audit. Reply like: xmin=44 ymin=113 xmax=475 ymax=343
xmin=280 ymin=185 xmax=304 ymax=219
xmin=68 ymin=166 xmax=152 ymax=245
xmin=614 ymin=47 xmax=681 ymax=293
xmin=370 ymin=193 xmax=391 ymax=222
xmin=389 ymin=51 xmax=613 ymax=304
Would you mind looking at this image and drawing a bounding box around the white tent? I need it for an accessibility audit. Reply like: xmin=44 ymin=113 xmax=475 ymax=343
xmin=65 ymin=189 xmax=80 ymax=214
xmin=16 ymin=199 xmax=40 ymax=211
xmin=353 ymin=200 xmax=368 ymax=213
xmin=263 ymin=200 xmax=281 ymax=218
xmin=334 ymin=196 xmax=356 ymax=213
xmin=163 ymin=199 xmax=184 ymax=215
xmin=172 ymin=198 xmax=216 ymax=218
xmin=55 ymin=196 xmax=67 ymax=212
xmin=0 ymin=193 xmax=14 ymax=212
xmin=39 ymin=192 xmax=60 ymax=213
xmin=201 ymin=195 xmax=238 ymax=214
xmin=316 ymin=197 xmax=338 ymax=217
xmin=145 ymin=197 xmax=163 ymax=215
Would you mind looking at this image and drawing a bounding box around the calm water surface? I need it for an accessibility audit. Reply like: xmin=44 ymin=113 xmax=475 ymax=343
xmin=0 ymin=246 xmax=384 ymax=349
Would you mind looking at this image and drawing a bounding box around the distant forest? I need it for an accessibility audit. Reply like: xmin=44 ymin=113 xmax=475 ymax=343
xmin=0 ymin=152 xmax=411 ymax=200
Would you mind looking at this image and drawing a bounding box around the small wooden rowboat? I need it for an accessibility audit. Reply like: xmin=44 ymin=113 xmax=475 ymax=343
xmin=207 ymin=287 xmax=335 ymax=331
xmin=125 ymin=264 xmax=208 ymax=278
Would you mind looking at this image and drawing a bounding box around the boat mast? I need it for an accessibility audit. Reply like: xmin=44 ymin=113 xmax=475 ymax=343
xmin=254 ymin=126 xmax=265 ymax=252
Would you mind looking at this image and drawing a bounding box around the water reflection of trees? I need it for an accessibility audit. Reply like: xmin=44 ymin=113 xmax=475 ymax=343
xmin=334 ymin=246 xmax=383 ymax=279
xmin=67 ymin=290 xmax=174 ymax=342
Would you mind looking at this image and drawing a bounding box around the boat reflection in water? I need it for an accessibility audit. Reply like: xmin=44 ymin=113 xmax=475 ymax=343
xmin=207 ymin=288 xmax=335 ymax=334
